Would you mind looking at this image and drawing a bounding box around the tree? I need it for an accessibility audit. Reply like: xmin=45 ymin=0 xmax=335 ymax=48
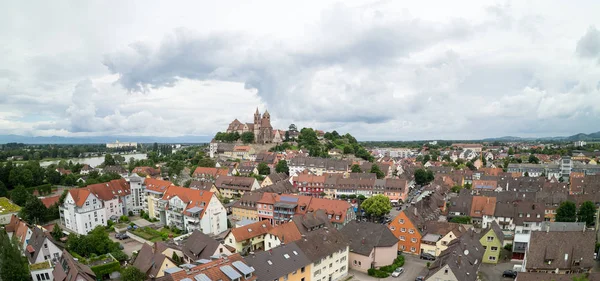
xmin=257 ymin=163 xmax=270 ymax=175
xmin=450 ymin=216 xmax=472 ymax=224
xmin=10 ymin=185 xmax=30 ymax=206
xmin=451 ymin=185 xmax=462 ymax=193
xmin=361 ymin=195 xmax=392 ymax=220
xmin=422 ymin=155 xmax=431 ymax=164
xmin=0 ymin=181 xmax=7 ymax=198
xmin=104 ymin=154 xmax=116 ymax=166
xmin=528 ymin=154 xmax=540 ymax=164
xmin=241 ymin=132 xmax=255 ymax=144
xmin=556 ymin=201 xmax=577 ymax=222
xmin=414 ymin=169 xmax=434 ymax=186
xmin=351 ymin=164 xmax=361 ymax=173
xmin=121 ymin=266 xmax=146 ymax=281
xmin=343 ymin=146 xmax=353 ymax=155
xmin=578 ymin=201 xmax=596 ymax=227
xmin=284 ymin=131 xmax=290 ymax=141
xmin=466 ymin=161 xmax=476 ymax=171
xmin=508 ymin=147 xmax=515 ymax=155
xmin=51 ymin=224 xmax=64 ymax=241
xmin=370 ymin=164 xmax=385 ymax=179
xmin=19 ymin=196 xmax=49 ymax=225
xmin=0 ymin=230 xmax=30 ymax=280
xmin=524 ymin=171 xmax=530 ymax=177
xmin=275 ymin=160 xmax=289 ymax=175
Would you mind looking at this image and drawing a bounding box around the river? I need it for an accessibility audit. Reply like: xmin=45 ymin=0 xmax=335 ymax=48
xmin=39 ymin=153 xmax=147 ymax=167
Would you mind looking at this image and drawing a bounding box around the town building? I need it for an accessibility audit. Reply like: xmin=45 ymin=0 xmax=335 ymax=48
xmin=52 ymin=250 xmax=96 ymax=281
xmin=180 ymin=231 xmax=233 ymax=263
xmin=159 ymin=185 xmax=227 ymax=235
xmin=168 ymin=254 xmax=257 ymax=281
xmin=224 ymin=220 xmax=273 ymax=254
xmin=294 ymin=228 xmax=349 ymax=281
xmin=244 ymin=242 xmax=311 ymax=281
xmin=425 ymin=230 xmax=483 ymax=281
xmin=132 ymin=243 xmax=178 ymax=278
xmin=60 ymin=188 xmax=107 ymax=235
xmin=143 ymin=178 xmax=174 ymax=219
xmin=288 ymin=157 xmax=351 ymax=176
xmin=226 ymin=108 xmax=275 ymax=144
xmin=479 ymin=222 xmax=504 ymax=264
xmin=341 ymin=221 xmax=399 ymax=273
xmin=524 ymin=230 xmax=595 ymax=274
xmin=419 ymin=221 xmax=470 ymax=257
xmin=215 ymin=176 xmax=260 ymax=199
xmin=26 ymin=227 xmax=63 ymax=281
xmin=106 ymin=140 xmax=137 ymax=148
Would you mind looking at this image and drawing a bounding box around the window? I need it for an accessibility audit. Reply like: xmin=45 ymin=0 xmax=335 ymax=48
xmin=44 ymin=244 xmax=48 ymax=249
xmin=220 ymin=248 xmax=224 ymax=253
xmin=411 ymin=238 xmax=417 ymax=243
xmin=86 ymin=201 xmax=89 ymax=206
xmin=410 ymin=247 xmax=416 ymax=252
xmin=487 ymin=236 xmax=494 ymax=242
xmin=341 ymin=266 xmax=346 ymax=271
xmin=358 ymin=261 xmax=361 ymax=266
xmin=283 ymin=274 xmax=288 ymax=281
xmin=399 ymin=219 xmax=404 ymax=224
xmin=444 ymin=269 xmax=449 ymax=274
xmin=329 ymin=263 xmax=332 ymax=268
xmin=400 ymin=236 xmax=405 ymax=241
xmin=489 ymin=256 xmax=496 ymax=261
xmin=401 ymin=228 xmax=406 ymax=232
xmin=229 ymin=238 xmax=233 ymax=243
xmin=408 ymin=229 xmax=415 ymax=234
xmin=301 ymin=267 xmax=305 ymax=273
xmin=491 ymin=246 xmax=498 ymax=251
xmin=353 ymin=260 xmax=357 ymax=265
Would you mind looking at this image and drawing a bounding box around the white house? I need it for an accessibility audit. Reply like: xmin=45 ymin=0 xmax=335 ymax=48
xmin=60 ymin=188 xmax=106 ymax=235
xmin=160 ymin=186 xmax=227 ymax=235
xmin=126 ymin=174 xmax=145 ymax=215
xmin=26 ymin=227 xmax=63 ymax=281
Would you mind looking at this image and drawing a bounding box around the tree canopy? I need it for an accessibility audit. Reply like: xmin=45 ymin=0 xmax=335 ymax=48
xmin=121 ymin=266 xmax=146 ymax=281
xmin=414 ymin=169 xmax=435 ymax=186
xmin=556 ymin=201 xmax=577 ymax=222
xmin=370 ymin=164 xmax=385 ymax=179
xmin=361 ymin=195 xmax=392 ymax=219
xmin=257 ymin=163 xmax=271 ymax=175
xmin=241 ymin=132 xmax=255 ymax=144
xmin=528 ymin=154 xmax=540 ymax=164
xmin=351 ymin=164 xmax=361 ymax=173
xmin=577 ymin=201 xmax=596 ymax=227
xmin=275 ymin=160 xmax=289 ymax=175
xmin=0 ymin=229 xmax=30 ymax=281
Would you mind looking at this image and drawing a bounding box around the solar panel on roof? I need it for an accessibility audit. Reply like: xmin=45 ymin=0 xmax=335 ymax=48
xmin=220 ymin=265 xmax=242 ymax=280
xmin=280 ymin=196 xmax=298 ymax=202
xmin=195 ymin=274 xmax=212 ymax=281
xmin=231 ymin=261 xmax=254 ymax=275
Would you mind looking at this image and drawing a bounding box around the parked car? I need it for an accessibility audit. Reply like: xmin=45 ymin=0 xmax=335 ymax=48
xmin=420 ymin=253 xmax=436 ymax=261
xmin=391 ymin=267 xmax=405 ymax=277
xmin=115 ymin=233 xmax=129 ymax=240
xmin=502 ymin=270 xmax=518 ymax=278
xmin=415 ymin=277 xmax=425 ymax=281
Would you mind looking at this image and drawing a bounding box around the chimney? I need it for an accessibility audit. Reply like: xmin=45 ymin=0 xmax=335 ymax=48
xmin=457 ymin=255 xmax=462 ymax=266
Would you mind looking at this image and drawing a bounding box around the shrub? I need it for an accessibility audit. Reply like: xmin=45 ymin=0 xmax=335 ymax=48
xmin=426 ymin=262 xmax=431 ymax=268
xmin=110 ymin=250 xmax=128 ymax=262
xmin=91 ymin=261 xmax=121 ymax=276
xmin=504 ymin=244 xmax=513 ymax=251
xmin=394 ymin=255 xmax=405 ymax=267
xmin=119 ymin=215 xmax=129 ymax=222
xmin=367 ymin=268 xmax=389 ymax=278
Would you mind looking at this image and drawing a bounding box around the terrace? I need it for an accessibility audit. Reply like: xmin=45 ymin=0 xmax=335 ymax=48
xmin=0 ymin=197 xmax=21 ymax=214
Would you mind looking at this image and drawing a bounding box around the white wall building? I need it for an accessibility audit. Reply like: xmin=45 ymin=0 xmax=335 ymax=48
xmin=161 ymin=186 xmax=227 ymax=235
xmin=106 ymin=140 xmax=137 ymax=148
xmin=60 ymin=189 xmax=106 ymax=235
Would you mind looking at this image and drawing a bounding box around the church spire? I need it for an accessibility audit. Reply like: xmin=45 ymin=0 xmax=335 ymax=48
xmin=255 ymin=107 xmax=260 ymax=115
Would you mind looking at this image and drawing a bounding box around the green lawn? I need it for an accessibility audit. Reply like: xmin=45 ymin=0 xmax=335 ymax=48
xmin=0 ymin=197 xmax=21 ymax=214
xmin=131 ymin=227 xmax=181 ymax=242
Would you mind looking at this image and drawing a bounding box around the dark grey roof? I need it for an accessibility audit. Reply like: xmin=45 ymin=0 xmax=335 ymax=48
xmin=259 ymin=180 xmax=297 ymax=194
xmin=52 ymin=250 xmax=96 ymax=281
xmin=526 ymin=231 xmax=595 ymax=271
xmin=539 ymin=222 xmax=586 ymax=232
xmin=340 ymin=221 xmax=398 ymax=256
xmin=244 ymin=243 xmax=311 ymax=281
xmin=294 ymin=228 xmax=348 ymax=262
xmin=426 ymin=230 xmax=483 ymax=281
xmin=182 ymin=231 xmax=223 ymax=261
xmin=291 ymin=210 xmax=333 ymax=234
xmin=27 ymin=227 xmax=62 ymax=264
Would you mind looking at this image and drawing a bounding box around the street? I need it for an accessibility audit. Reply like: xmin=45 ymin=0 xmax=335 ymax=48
xmin=349 ymin=254 xmax=428 ymax=281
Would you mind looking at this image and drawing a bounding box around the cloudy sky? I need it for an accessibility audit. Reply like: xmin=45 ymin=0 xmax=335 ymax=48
xmin=2 ymin=0 xmax=600 ymax=141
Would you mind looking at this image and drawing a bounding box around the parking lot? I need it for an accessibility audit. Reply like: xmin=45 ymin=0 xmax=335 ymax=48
xmin=109 ymin=234 xmax=145 ymax=257
xmin=349 ymin=254 xmax=428 ymax=281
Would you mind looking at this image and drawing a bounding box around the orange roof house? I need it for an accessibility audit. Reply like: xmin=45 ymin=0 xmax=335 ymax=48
xmin=40 ymin=195 xmax=61 ymax=208
xmin=192 ymin=167 xmax=228 ymax=179
xmin=161 ymin=185 xmax=214 ymax=217
xmin=470 ymin=196 xmax=497 ymax=228
xmin=144 ymin=178 xmax=173 ymax=193
xmin=388 ymin=208 xmax=423 ymax=255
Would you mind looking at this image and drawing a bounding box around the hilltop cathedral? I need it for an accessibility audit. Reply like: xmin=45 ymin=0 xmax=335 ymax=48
xmin=226 ymin=108 xmax=283 ymax=144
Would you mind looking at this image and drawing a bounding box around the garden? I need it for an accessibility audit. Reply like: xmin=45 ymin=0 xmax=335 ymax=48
xmin=130 ymin=226 xmax=182 ymax=242
xmin=0 ymin=197 xmax=21 ymax=214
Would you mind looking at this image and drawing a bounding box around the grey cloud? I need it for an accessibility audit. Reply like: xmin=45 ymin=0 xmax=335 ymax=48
xmin=576 ymin=26 xmax=600 ymax=58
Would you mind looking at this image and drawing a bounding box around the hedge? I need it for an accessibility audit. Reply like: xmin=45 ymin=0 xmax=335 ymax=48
xmin=91 ymin=261 xmax=121 ymax=276
xmin=368 ymin=268 xmax=389 ymax=278
xmin=369 ymin=254 xmax=405 ymax=276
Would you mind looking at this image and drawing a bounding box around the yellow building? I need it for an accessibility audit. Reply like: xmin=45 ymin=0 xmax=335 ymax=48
xmin=231 ymin=192 xmax=262 ymax=221
xmin=224 ymin=220 xmax=273 ymax=254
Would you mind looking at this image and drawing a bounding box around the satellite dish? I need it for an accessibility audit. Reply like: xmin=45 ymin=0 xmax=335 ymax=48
xmin=464 ymin=250 xmax=469 ymax=255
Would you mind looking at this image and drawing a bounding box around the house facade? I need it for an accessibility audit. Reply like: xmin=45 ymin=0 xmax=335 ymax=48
xmin=60 ymin=189 xmax=106 ymax=235
xmin=479 ymin=222 xmax=504 ymax=264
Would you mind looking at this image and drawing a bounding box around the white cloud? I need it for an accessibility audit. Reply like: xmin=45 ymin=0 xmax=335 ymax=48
xmin=2 ymin=0 xmax=600 ymax=140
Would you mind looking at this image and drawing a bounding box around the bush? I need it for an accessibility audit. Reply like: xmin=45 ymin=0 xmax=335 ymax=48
xmin=367 ymin=268 xmax=389 ymax=278
xmin=91 ymin=261 xmax=121 ymax=276
xmin=394 ymin=255 xmax=405 ymax=267
xmin=504 ymin=244 xmax=513 ymax=251
xmin=110 ymin=250 xmax=128 ymax=262
xmin=119 ymin=215 xmax=129 ymax=222
xmin=426 ymin=262 xmax=431 ymax=268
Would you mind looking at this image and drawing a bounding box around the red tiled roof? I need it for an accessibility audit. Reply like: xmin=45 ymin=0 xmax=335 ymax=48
xmin=86 ymin=179 xmax=130 ymax=201
xmin=161 ymin=186 xmax=214 ymax=217
xmin=144 ymin=178 xmax=173 ymax=193
xmin=230 ymin=220 xmax=273 ymax=241
xmin=40 ymin=195 xmax=61 ymax=208
xmin=69 ymin=188 xmax=92 ymax=207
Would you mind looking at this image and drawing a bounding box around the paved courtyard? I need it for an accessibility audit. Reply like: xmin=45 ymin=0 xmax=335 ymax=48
xmin=109 ymin=234 xmax=145 ymax=257
xmin=349 ymin=255 xmax=428 ymax=281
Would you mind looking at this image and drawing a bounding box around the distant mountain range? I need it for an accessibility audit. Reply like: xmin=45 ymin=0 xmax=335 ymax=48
xmin=0 ymin=134 xmax=212 ymax=144
xmin=483 ymin=131 xmax=600 ymax=142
